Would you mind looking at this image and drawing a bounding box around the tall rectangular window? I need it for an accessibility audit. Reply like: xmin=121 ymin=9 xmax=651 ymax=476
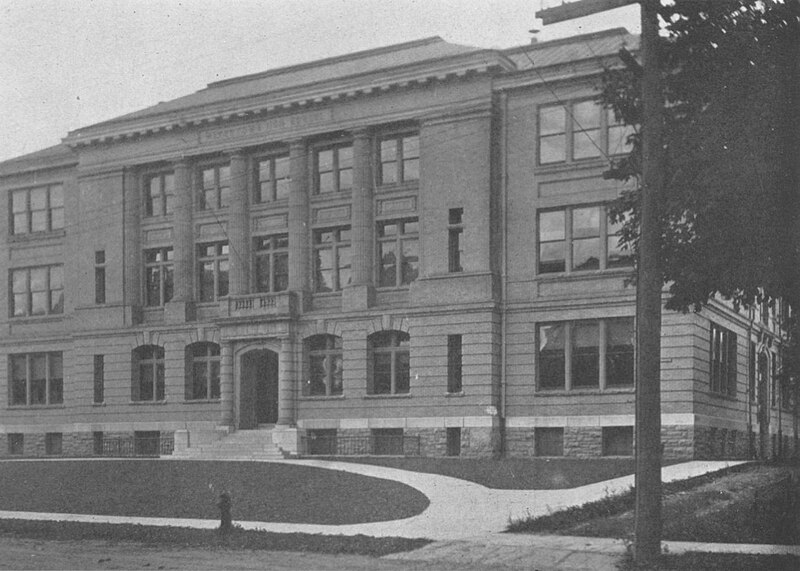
xmin=254 ymin=235 xmax=289 ymax=293
xmin=710 ymin=322 xmax=737 ymax=396
xmin=379 ymin=133 xmax=420 ymax=185
xmin=198 ymin=165 xmax=230 ymax=210
xmin=377 ymin=219 xmax=419 ymax=287
xmin=94 ymin=250 xmax=106 ymax=304
xmin=539 ymin=105 xmax=566 ymax=164
xmin=537 ymin=319 xmax=633 ymax=391
xmin=198 ymin=242 xmax=229 ymax=302
xmin=448 ymin=208 xmax=464 ymax=273
xmin=45 ymin=433 xmax=62 ymax=455
xmin=9 ymin=352 xmax=63 ymax=406
xmin=538 ymin=205 xmax=632 ymax=274
xmin=144 ymin=247 xmax=174 ymax=307
xmin=255 ymin=154 xmax=290 ymax=203
xmin=572 ymin=100 xmax=602 ymax=160
xmin=315 ymin=144 xmax=353 ymax=194
xmin=10 ymin=184 xmax=64 ymax=235
xmin=447 ymin=334 xmax=463 ymax=393
xmin=144 ymin=173 xmax=174 ymax=217
xmin=11 ymin=265 xmax=64 ymax=317
xmin=749 ymin=341 xmax=757 ymax=402
xmin=313 ymin=228 xmax=351 ymax=292
xmin=8 ymin=434 xmax=23 ymax=455
xmin=607 ymin=108 xmax=635 ymax=156
xmin=93 ymin=355 xmax=104 ymax=404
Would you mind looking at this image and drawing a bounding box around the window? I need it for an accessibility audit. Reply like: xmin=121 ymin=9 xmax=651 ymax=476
xmin=144 ymin=173 xmax=174 ymax=217
xmin=10 ymin=184 xmax=64 ymax=235
xmin=255 ymin=154 xmax=290 ymax=203
xmin=198 ymin=242 xmax=229 ymax=302
xmin=11 ymin=265 xmax=64 ymax=317
xmin=254 ymin=235 xmax=289 ymax=293
xmin=198 ymin=164 xmax=230 ymax=210
xmin=314 ymin=228 xmax=351 ymax=292
xmin=749 ymin=341 xmax=757 ymax=402
xmin=185 ymin=342 xmax=220 ymax=400
xmin=379 ymin=133 xmax=419 ymax=185
xmin=537 ymin=318 xmax=634 ymax=391
xmin=538 ymin=205 xmax=632 ymax=274
xmin=8 ymin=433 xmax=23 ymax=455
xmin=93 ymin=355 xmax=104 ymax=404
xmin=45 ymin=433 xmax=62 ymax=455
xmin=369 ymin=331 xmax=410 ymax=395
xmin=315 ymin=144 xmax=353 ymax=194
xmin=448 ymin=208 xmax=464 ymax=273
xmin=447 ymin=335 xmax=463 ymax=393
xmin=94 ymin=250 xmax=106 ymax=304
xmin=535 ymin=427 xmax=564 ymax=456
xmin=304 ymin=335 xmax=343 ymax=396
xmin=9 ymin=352 xmax=63 ymax=406
xmin=602 ymin=426 xmax=633 ymax=456
xmin=446 ymin=427 xmax=461 ymax=457
xmin=710 ymin=322 xmax=737 ymax=396
xmin=377 ymin=219 xmax=419 ymax=287
xmin=93 ymin=431 xmax=104 ymax=455
xmin=538 ymin=101 xmax=634 ymax=165
xmin=144 ymin=247 xmax=174 ymax=307
xmin=307 ymin=429 xmax=337 ymax=455
xmin=132 ymin=345 xmax=165 ymax=402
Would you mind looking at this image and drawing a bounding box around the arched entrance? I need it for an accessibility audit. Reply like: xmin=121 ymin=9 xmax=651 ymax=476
xmin=239 ymin=349 xmax=279 ymax=429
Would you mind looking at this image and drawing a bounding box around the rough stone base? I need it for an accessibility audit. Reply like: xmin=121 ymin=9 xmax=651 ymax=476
xmin=0 ymin=431 xmax=174 ymax=458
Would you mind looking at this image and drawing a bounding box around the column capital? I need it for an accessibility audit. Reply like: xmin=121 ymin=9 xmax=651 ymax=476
xmin=171 ymin=156 xmax=191 ymax=169
xmin=225 ymin=148 xmax=247 ymax=161
xmin=350 ymin=127 xmax=372 ymax=139
xmin=288 ymin=138 xmax=306 ymax=152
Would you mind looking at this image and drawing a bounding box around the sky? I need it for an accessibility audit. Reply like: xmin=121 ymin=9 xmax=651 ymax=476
xmin=0 ymin=0 xmax=640 ymax=163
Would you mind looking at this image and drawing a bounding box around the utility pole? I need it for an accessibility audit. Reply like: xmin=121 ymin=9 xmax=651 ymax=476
xmin=538 ymin=0 xmax=665 ymax=566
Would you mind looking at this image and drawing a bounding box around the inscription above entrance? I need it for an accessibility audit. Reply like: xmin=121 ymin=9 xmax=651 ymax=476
xmin=199 ymin=109 xmax=334 ymax=144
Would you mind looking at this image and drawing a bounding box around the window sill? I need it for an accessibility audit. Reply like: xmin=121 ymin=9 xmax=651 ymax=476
xmin=299 ymin=394 xmax=344 ymax=401
xmin=7 ymin=404 xmax=65 ymax=410
xmin=375 ymin=285 xmax=412 ymax=292
xmin=363 ymin=393 xmax=412 ymax=399
xmin=183 ymin=399 xmax=221 ymax=404
xmin=9 ymin=314 xmax=65 ymax=324
xmin=534 ymin=156 xmax=610 ymax=174
xmin=536 ymin=267 xmax=634 ymax=281
xmin=708 ymin=391 xmax=738 ymax=402
xmin=445 ymin=391 xmax=465 ymax=397
xmin=311 ymin=189 xmax=353 ymax=201
xmin=92 ymin=402 xmax=106 ymax=407
xmin=8 ymin=229 xmax=66 ymax=243
xmin=535 ymin=387 xmax=634 ymax=396
xmin=376 ymin=181 xmax=419 ymax=193
xmin=129 ymin=400 xmax=169 ymax=405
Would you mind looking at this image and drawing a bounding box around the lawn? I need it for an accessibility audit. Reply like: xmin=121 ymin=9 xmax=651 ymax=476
xmin=331 ymin=457 xmax=656 ymax=489
xmin=0 ymin=460 xmax=429 ymax=524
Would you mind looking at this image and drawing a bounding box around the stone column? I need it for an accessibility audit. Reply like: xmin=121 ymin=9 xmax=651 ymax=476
xmin=287 ymin=139 xmax=309 ymax=297
xmin=277 ymin=336 xmax=295 ymax=426
xmin=343 ymin=128 xmax=375 ymax=310
xmin=166 ymin=159 xmax=195 ymax=321
xmin=220 ymin=341 xmax=235 ymax=427
xmin=227 ymin=151 xmax=250 ymax=296
xmin=122 ymin=168 xmax=141 ymax=313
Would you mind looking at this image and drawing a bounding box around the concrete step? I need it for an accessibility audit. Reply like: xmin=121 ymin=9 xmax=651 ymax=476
xmin=177 ymin=428 xmax=287 ymax=460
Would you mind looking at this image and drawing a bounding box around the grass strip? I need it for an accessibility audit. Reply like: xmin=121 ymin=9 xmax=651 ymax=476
xmin=0 ymin=519 xmax=430 ymax=557
xmin=620 ymin=552 xmax=800 ymax=570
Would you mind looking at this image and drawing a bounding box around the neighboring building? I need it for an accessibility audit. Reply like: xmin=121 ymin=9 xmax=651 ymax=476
xmin=0 ymin=29 xmax=793 ymax=460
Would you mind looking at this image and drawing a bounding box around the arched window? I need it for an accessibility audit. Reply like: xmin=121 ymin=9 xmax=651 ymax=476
xmin=185 ymin=342 xmax=221 ymax=400
xmin=368 ymin=331 xmax=410 ymax=395
xmin=132 ymin=345 xmax=165 ymax=402
xmin=304 ymin=335 xmax=343 ymax=397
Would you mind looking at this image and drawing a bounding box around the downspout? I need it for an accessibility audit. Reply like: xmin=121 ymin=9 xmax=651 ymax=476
xmin=499 ymin=90 xmax=509 ymax=455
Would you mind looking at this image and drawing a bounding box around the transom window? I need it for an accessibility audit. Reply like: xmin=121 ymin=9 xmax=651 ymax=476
xmin=255 ymin=154 xmax=290 ymax=203
xmin=538 ymin=205 xmax=632 ymax=274
xmin=538 ymin=101 xmax=634 ymax=165
xmin=144 ymin=173 xmax=174 ymax=217
xmin=186 ymin=342 xmax=221 ymax=400
xmin=198 ymin=242 xmax=229 ymax=302
xmin=710 ymin=322 xmax=737 ymax=396
xmin=198 ymin=164 xmax=231 ymax=210
xmin=11 ymin=184 xmax=64 ymax=235
xmin=304 ymin=335 xmax=343 ymax=397
xmin=379 ymin=133 xmax=420 ymax=185
xmin=144 ymin=247 xmax=174 ymax=307
xmin=377 ymin=219 xmax=419 ymax=287
xmin=368 ymin=330 xmax=410 ymax=395
xmin=314 ymin=227 xmax=351 ymax=292
xmin=315 ymin=144 xmax=353 ymax=194
xmin=132 ymin=345 xmax=165 ymax=402
xmin=537 ymin=318 xmax=634 ymax=391
xmin=254 ymin=235 xmax=289 ymax=293
xmin=9 ymin=352 xmax=63 ymax=406
xmin=11 ymin=265 xmax=63 ymax=317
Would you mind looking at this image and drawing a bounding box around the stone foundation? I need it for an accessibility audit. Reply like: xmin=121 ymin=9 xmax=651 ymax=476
xmin=0 ymin=431 xmax=174 ymax=458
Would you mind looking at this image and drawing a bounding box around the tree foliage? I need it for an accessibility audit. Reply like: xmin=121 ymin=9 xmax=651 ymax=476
xmin=601 ymin=0 xmax=800 ymax=381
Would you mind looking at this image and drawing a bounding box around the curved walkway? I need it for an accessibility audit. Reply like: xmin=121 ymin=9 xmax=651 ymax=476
xmin=0 ymin=458 xmax=744 ymax=541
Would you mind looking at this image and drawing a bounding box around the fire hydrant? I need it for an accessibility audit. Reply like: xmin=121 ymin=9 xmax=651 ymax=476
xmin=218 ymin=492 xmax=232 ymax=534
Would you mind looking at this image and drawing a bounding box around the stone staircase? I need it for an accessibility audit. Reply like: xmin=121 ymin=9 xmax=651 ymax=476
xmin=174 ymin=427 xmax=287 ymax=460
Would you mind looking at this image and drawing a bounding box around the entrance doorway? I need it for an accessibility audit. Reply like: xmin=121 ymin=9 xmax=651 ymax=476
xmin=239 ymin=349 xmax=279 ymax=429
